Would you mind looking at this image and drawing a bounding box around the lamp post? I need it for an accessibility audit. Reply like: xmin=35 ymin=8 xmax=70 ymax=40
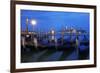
xmin=30 ymin=19 xmax=38 ymax=49
xmin=31 ymin=19 xmax=37 ymax=39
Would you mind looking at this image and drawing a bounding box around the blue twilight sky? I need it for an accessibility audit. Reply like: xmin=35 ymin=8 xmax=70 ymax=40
xmin=21 ymin=10 xmax=90 ymax=33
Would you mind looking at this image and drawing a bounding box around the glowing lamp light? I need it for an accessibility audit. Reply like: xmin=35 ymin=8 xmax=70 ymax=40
xmin=51 ymin=30 xmax=55 ymax=34
xmin=31 ymin=19 xmax=37 ymax=26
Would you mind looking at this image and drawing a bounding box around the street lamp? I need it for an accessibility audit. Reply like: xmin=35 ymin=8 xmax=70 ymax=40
xmin=30 ymin=19 xmax=37 ymax=35
xmin=30 ymin=19 xmax=38 ymax=49
xmin=31 ymin=19 xmax=37 ymax=26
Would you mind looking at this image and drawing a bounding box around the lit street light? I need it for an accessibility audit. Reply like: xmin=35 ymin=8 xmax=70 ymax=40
xmin=31 ymin=19 xmax=37 ymax=26
xmin=30 ymin=19 xmax=38 ymax=49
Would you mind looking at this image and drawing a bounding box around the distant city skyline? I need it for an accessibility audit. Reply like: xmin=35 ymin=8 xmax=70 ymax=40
xmin=21 ymin=10 xmax=90 ymax=33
